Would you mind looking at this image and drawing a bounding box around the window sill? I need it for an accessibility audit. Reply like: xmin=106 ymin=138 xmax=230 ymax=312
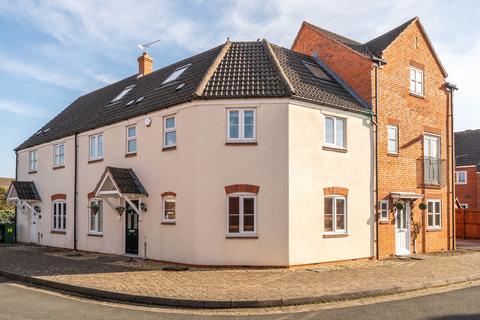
xmin=423 ymin=184 xmax=442 ymax=189
xmin=51 ymin=230 xmax=66 ymax=235
xmin=162 ymin=146 xmax=177 ymax=152
xmin=426 ymin=228 xmax=442 ymax=232
xmin=161 ymin=221 xmax=176 ymax=225
xmin=125 ymin=152 xmax=137 ymax=158
xmin=409 ymin=92 xmax=425 ymax=99
xmin=387 ymin=153 xmax=399 ymax=157
xmin=225 ymin=141 xmax=257 ymax=146
xmin=379 ymin=220 xmax=390 ymax=224
xmin=53 ymin=165 xmax=65 ymax=170
xmin=87 ymin=233 xmax=103 ymax=237
xmin=88 ymin=158 xmax=103 ymax=164
xmin=322 ymin=146 xmax=347 ymax=153
xmin=28 ymin=170 xmax=37 ymax=174
xmin=323 ymin=233 xmax=348 ymax=238
xmin=226 ymin=234 xmax=258 ymax=239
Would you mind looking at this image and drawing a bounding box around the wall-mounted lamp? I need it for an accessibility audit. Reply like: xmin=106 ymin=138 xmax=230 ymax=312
xmin=140 ymin=203 xmax=147 ymax=212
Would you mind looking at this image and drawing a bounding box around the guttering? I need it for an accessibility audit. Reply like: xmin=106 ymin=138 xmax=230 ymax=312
xmin=74 ymin=133 xmax=78 ymax=251
xmin=373 ymin=62 xmax=380 ymax=259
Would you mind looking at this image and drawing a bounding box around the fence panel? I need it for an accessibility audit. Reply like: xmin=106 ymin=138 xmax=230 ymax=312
xmin=456 ymin=208 xmax=480 ymax=239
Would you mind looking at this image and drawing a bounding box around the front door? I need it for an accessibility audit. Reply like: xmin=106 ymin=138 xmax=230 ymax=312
xmin=125 ymin=201 xmax=139 ymax=255
xmin=28 ymin=207 xmax=38 ymax=244
xmin=395 ymin=201 xmax=411 ymax=255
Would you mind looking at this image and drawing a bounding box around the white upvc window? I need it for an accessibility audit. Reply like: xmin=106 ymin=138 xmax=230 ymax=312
xmin=324 ymin=195 xmax=347 ymax=233
xmin=409 ymin=67 xmax=424 ymax=96
xmin=126 ymin=125 xmax=137 ymax=154
xmin=164 ymin=115 xmax=176 ymax=147
xmin=163 ymin=197 xmax=176 ymax=222
xmin=324 ymin=116 xmax=346 ymax=148
xmin=89 ymin=133 xmax=104 ymax=160
xmin=29 ymin=150 xmax=38 ymax=172
xmin=379 ymin=200 xmax=389 ymax=221
xmin=227 ymin=194 xmax=256 ymax=235
xmin=53 ymin=144 xmax=65 ymax=167
xmin=387 ymin=125 xmax=398 ymax=154
xmin=227 ymin=108 xmax=256 ymax=142
xmin=455 ymin=171 xmax=467 ymax=184
xmin=162 ymin=64 xmax=190 ymax=84
xmin=427 ymin=199 xmax=441 ymax=229
xmin=460 ymin=203 xmax=469 ymax=209
xmin=52 ymin=201 xmax=67 ymax=232
xmin=89 ymin=199 xmax=103 ymax=234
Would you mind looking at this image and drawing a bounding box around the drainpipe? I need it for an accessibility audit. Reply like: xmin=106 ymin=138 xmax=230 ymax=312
xmin=446 ymin=82 xmax=458 ymax=250
xmin=74 ymin=133 xmax=78 ymax=251
xmin=14 ymin=151 xmax=18 ymax=243
xmin=373 ymin=63 xmax=380 ymax=259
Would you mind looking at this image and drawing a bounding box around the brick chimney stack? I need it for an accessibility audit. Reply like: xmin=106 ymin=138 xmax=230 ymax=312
xmin=137 ymin=52 xmax=153 ymax=76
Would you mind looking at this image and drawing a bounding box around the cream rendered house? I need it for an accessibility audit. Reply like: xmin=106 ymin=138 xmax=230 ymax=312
xmin=9 ymin=40 xmax=374 ymax=266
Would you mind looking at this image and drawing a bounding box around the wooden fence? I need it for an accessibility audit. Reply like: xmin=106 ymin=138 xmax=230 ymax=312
xmin=456 ymin=208 xmax=480 ymax=239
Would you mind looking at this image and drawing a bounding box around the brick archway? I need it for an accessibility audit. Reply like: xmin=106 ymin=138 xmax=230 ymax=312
xmin=51 ymin=193 xmax=67 ymax=201
xmin=224 ymin=184 xmax=260 ymax=194
xmin=323 ymin=187 xmax=348 ymax=196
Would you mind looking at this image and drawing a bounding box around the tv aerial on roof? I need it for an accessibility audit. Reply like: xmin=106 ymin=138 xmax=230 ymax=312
xmin=138 ymin=39 xmax=161 ymax=53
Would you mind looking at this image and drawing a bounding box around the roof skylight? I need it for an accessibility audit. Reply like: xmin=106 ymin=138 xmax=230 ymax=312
xmin=162 ymin=64 xmax=191 ymax=85
xmin=302 ymin=61 xmax=332 ymax=81
xmin=111 ymin=85 xmax=135 ymax=103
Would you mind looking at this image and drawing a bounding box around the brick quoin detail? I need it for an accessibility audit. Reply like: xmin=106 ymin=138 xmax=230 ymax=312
xmin=224 ymin=184 xmax=260 ymax=194
xmin=323 ymin=187 xmax=349 ymax=196
xmin=51 ymin=194 xmax=67 ymax=201
xmin=161 ymin=191 xmax=177 ymax=198
xmin=87 ymin=192 xmax=96 ymax=200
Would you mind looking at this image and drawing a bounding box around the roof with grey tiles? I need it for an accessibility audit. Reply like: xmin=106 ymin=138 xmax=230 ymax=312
xmin=455 ymin=129 xmax=480 ymax=170
xmin=95 ymin=167 xmax=148 ymax=196
xmin=17 ymin=41 xmax=367 ymax=151
xmin=302 ymin=17 xmax=417 ymax=59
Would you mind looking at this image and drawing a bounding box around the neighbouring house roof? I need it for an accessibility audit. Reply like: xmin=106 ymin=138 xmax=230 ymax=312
xmin=7 ymin=181 xmax=41 ymax=201
xmin=94 ymin=167 xmax=148 ymax=196
xmin=455 ymin=129 xmax=480 ymax=170
xmin=17 ymin=40 xmax=368 ymax=151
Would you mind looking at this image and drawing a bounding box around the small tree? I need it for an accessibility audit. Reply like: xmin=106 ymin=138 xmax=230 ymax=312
xmin=0 ymin=187 xmax=14 ymax=212
xmin=0 ymin=210 xmax=14 ymax=224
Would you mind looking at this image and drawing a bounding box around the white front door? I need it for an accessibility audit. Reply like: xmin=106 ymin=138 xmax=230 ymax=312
xmin=395 ymin=202 xmax=410 ymax=255
xmin=28 ymin=208 xmax=38 ymax=244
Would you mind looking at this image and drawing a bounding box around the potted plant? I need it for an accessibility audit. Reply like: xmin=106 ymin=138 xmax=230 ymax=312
xmin=115 ymin=206 xmax=126 ymax=216
xmin=90 ymin=203 xmax=100 ymax=215
xmin=419 ymin=202 xmax=427 ymax=211
xmin=395 ymin=201 xmax=405 ymax=211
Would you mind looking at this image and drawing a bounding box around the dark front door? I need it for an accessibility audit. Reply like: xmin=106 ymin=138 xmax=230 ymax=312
xmin=125 ymin=201 xmax=139 ymax=255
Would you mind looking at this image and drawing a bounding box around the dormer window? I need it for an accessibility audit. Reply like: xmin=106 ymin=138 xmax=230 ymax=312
xmin=162 ymin=64 xmax=190 ymax=84
xmin=111 ymin=85 xmax=135 ymax=103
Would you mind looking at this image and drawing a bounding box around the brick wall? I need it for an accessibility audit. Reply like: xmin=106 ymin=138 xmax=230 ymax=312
xmin=455 ymin=166 xmax=478 ymax=208
xmin=292 ymin=19 xmax=453 ymax=258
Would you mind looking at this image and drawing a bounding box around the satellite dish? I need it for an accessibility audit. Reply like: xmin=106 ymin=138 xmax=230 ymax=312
xmin=138 ymin=39 xmax=161 ymax=53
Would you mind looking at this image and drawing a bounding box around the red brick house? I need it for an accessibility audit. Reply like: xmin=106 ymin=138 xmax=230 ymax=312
xmin=292 ymin=17 xmax=456 ymax=257
xmin=455 ymin=129 xmax=480 ymax=209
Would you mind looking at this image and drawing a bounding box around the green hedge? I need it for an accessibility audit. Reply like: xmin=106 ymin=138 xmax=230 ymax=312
xmin=0 ymin=210 xmax=14 ymax=224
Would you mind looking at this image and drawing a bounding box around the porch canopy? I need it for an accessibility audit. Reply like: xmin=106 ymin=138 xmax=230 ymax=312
xmin=7 ymin=181 xmax=42 ymax=214
xmin=93 ymin=166 xmax=148 ymax=214
xmin=390 ymin=191 xmax=423 ymax=201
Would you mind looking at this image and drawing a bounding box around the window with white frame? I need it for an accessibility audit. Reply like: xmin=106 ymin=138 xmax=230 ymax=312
xmin=126 ymin=126 xmax=137 ymax=154
xmin=409 ymin=67 xmax=424 ymax=96
xmin=379 ymin=200 xmax=389 ymax=221
xmin=228 ymin=194 xmax=256 ymax=235
xmin=111 ymin=85 xmax=135 ymax=103
xmin=89 ymin=133 xmax=104 ymax=160
xmin=89 ymin=199 xmax=103 ymax=234
xmin=324 ymin=116 xmax=346 ymax=148
xmin=163 ymin=197 xmax=176 ymax=222
xmin=53 ymin=144 xmax=65 ymax=167
xmin=164 ymin=115 xmax=176 ymax=147
xmin=460 ymin=203 xmax=469 ymax=209
xmin=388 ymin=125 xmax=398 ymax=154
xmin=455 ymin=171 xmax=467 ymax=184
xmin=29 ymin=150 xmax=38 ymax=172
xmin=52 ymin=201 xmax=67 ymax=232
xmin=427 ymin=199 xmax=441 ymax=229
xmin=324 ymin=196 xmax=347 ymax=233
xmin=227 ymin=109 xmax=256 ymax=141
